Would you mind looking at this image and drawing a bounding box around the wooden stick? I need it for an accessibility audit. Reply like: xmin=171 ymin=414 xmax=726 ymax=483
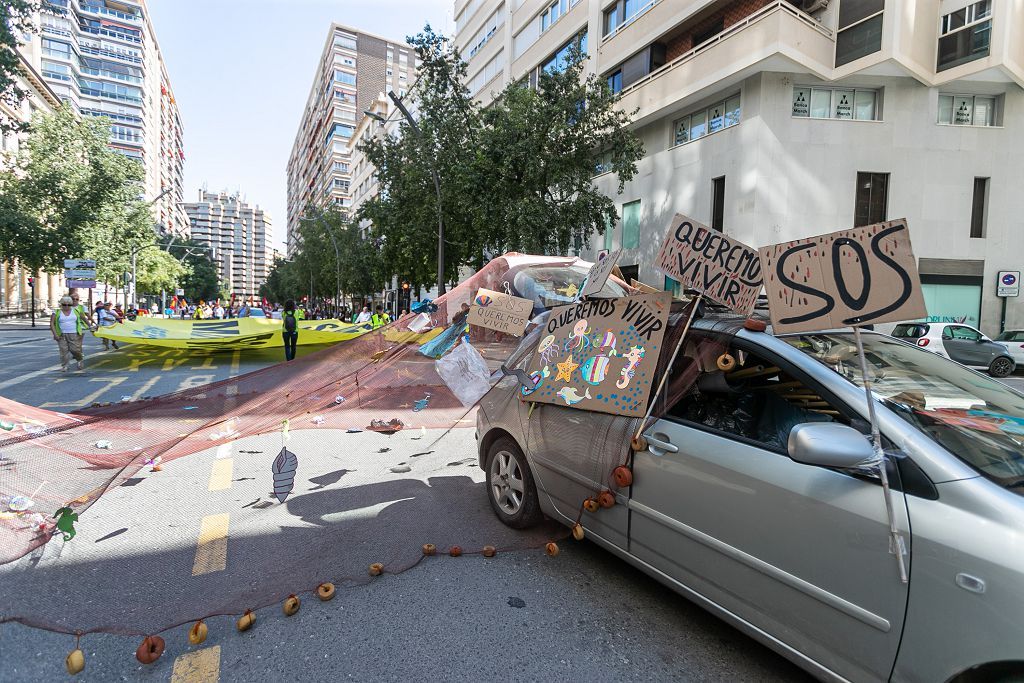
xmin=766 ymin=381 xmax=803 ymax=391
xmin=728 ymin=365 xmax=780 ymax=380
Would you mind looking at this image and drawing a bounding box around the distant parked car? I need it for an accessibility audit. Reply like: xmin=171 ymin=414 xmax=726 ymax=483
xmin=248 ymin=307 xmax=266 ymax=318
xmin=994 ymin=330 xmax=1024 ymax=369
xmin=891 ymin=322 xmax=1015 ymax=378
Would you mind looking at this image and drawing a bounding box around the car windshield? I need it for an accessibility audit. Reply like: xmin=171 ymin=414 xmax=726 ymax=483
xmin=508 ymin=264 xmax=629 ymax=312
xmin=785 ymin=332 xmax=1024 ymax=487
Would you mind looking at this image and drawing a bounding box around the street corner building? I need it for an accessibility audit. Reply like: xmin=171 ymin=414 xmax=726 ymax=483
xmin=453 ymin=0 xmax=1024 ymax=337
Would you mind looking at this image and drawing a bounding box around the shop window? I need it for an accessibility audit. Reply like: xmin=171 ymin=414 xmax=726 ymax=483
xmin=938 ymin=94 xmax=997 ymax=126
xmin=970 ymin=177 xmax=988 ymax=238
xmin=672 ymin=94 xmax=740 ymax=146
xmin=854 ymin=172 xmax=888 ymax=227
xmin=792 ymin=87 xmax=878 ymax=120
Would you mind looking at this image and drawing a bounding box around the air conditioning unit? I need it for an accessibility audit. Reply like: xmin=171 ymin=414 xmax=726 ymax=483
xmin=802 ymin=0 xmax=828 ymax=12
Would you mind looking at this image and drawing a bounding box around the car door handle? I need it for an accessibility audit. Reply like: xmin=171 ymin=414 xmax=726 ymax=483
xmin=644 ymin=434 xmax=678 ymax=454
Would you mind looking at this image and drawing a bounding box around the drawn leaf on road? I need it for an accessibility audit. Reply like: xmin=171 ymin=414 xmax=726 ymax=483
xmin=271 ymin=447 xmax=298 ymax=503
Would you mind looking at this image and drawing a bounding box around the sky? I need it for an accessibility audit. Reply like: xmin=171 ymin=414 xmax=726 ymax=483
xmin=146 ymin=0 xmax=454 ymax=251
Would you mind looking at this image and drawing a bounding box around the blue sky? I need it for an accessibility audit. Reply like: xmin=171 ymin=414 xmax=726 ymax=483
xmin=147 ymin=0 xmax=453 ymax=249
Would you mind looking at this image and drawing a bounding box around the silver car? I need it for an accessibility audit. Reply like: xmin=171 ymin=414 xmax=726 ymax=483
xmin=477 ymin=318 xmax=1024 ymax=682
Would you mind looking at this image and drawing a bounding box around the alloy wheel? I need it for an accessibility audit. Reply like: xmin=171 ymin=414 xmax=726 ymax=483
xmin=489 ymin=449 xmax=525 ymax=515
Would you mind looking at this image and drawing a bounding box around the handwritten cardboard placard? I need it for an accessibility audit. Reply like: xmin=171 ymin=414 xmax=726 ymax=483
xmin=523 ymin=291 xmax=671 ymax=417
xmin=468 ymin=288 xmax=532 ymax=336
xmin=758 ymin=218 xmax=927 ymax=334
xmin=655 ymin=214 xmax=762 ymax=315
xmin=579 ymin=248 xmax=622 ymax=299
xmin=630 ymin=279 xmax=661 ymax=294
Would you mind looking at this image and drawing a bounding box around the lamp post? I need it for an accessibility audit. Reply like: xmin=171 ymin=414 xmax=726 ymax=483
xmin=380 ymin=91 xmax=446 ymax=295
xmin=300 ymin=211 xmax=341 ymax=317
xmin=128 ymin=187 xmax=177 ymax=305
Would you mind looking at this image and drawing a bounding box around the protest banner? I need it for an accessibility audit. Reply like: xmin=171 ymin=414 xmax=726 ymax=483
xmin=758 ymin=218 xmax=927 ymax=334
xmin=523 ymin=291 xmax=671 ymax=417
xmin=655 ymin=214 xmax=762 ymax=315
xmin=468 ymin=287 xmax=532 ymax=336
xmin=579 ymin=248 xmax=622 ymax=299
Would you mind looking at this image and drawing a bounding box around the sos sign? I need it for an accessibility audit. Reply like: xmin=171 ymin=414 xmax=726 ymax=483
xmin=759 ymin=219 xmax=928 ymax=334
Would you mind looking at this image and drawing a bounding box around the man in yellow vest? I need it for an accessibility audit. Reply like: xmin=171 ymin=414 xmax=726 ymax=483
xmin=51 ymin=295 xmax=88 ymax=372
xmin=370 ymin=305 xmax=391 ymax=329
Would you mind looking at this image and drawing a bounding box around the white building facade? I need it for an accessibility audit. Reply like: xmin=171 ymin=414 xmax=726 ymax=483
xmin=455 ymin=0 xmax=1024 ymax=335
xmin=183 ymin=190 xmax=274 ymax=301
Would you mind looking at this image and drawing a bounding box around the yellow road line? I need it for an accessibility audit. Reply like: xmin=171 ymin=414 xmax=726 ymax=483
xmin=40 ymin=376 xmax=127 ymax=409
xmin=208 ymin=458 xmax=233 ymax=491
xmin=170 ymin=645 xmax=221 ymax=683
xmin=130 ymin=375 xmax=161 ymax=401
xmin=192 ymin=514 xmax=229 ymax=576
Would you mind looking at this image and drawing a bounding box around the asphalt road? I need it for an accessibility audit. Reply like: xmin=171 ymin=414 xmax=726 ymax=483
xmin=0 ymin=323 xmax=811 ymax=682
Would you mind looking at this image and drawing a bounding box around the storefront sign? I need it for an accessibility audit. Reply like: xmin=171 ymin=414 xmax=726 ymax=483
xmin=467 ymin=287 xmax=532 ymax=336
xmin=579 ymin=248 xmax=622 ymax=299
xmin=759 ymin=218 xmax=927 ymax=333
xmin=523 ymin=291 xmax=671 ymax=418
xmin=655 ymin=213 xmax=763 ymax=315
xmin=997 ymin=271 xmax=1020 ymax=297
xmin=792 ymin=88 xmax=809 ymax=117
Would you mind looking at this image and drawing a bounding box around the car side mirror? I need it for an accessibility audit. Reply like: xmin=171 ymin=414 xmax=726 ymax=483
xmin=788 ymin=423 xmax=876 ymax=469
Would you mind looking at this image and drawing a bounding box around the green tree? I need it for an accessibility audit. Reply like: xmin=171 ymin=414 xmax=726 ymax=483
xmin=0 ymin=1 xmax=60 ymax=136
xmin=135 ymin=247 xmax=186 ymax=294
xmin=173 ymin=238 xmax=222 ymax=302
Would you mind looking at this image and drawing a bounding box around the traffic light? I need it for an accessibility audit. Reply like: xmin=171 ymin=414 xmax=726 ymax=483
xmin=401 ymin=282 xmax=410 ymax=290
xmin=27 ymin=277 xmax=34 ymax=288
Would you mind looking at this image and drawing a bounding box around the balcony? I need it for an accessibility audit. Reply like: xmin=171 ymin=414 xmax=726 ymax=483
xmin=79 ymin=3 xmax=142 ymax=24
xmin=614 ymin=1 xmax=834 ymax=125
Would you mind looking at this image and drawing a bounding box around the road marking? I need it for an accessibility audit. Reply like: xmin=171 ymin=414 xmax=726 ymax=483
xmin=191 ymin=357 xmax=218 ymax=370
xmin=192 ymin=513 xmax=229 ymax=575
xmin=163 ymin=356 xmax=190 ymax=371
xmin=215 ymin=443 xmax=232 ymax=459
xmin=130 ymin=375 xmax=161 ymax=401
xmin=126 ymin=358 xmax=155 ymax=372
xmin=208 ymin=459 xmax=233 ymax=491
xmin=225 ymin=350 xmax=240 ymax=397
xmin=40 ymin=376 xmax=127 ymax=409
xmin=0 ymin=347 xmax=122 ymax=391
xmin=178 ymin=374 xmax=215 ymax=392
xmin=170 ymin=645 xmax=221 ymax=683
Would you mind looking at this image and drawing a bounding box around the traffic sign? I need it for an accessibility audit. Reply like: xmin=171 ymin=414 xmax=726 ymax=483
xmin=64 ymin=258 xmax=96 ymax=270
xmin=64 ymin=268 xmax=97 ymax=280
xmin=997 ymin=270 xmax=1019 ymax=297
xmin=67 ymin=279 xmax=96 ymax=289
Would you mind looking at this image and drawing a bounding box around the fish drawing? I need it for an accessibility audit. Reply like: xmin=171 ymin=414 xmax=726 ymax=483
xmin=579 ymin=355 xmax=611 ymax=385
xmin=413 ymin=394 xmax=431 ymax=412
xmin=556 ymin=386 xmax=592 ymax=406
xmin=272 ymin=447 xmax=299 ymax=503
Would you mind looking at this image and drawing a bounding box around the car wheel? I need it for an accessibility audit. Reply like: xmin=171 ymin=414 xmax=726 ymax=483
xmin=485 ymin=436 xmax=542 ymax=529
xmin=989 ymin=356 xmax=1014 ymax=378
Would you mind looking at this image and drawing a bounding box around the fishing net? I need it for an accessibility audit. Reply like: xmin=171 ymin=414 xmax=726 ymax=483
xmin=0 ymin=254 xmax=599 ymax=636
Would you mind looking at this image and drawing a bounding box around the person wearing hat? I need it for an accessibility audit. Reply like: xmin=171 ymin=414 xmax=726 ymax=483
xmin=50 ymin=295 xmax=87 ymax=371
xmin=97 ymin=302 xmax=120 ymax=350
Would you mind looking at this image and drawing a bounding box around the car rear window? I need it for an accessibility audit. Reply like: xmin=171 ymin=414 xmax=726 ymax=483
xmin=996 ymin=331 xmax=1024 ymax=342
xmin=892 ymin=323 xmax=928 ymax=338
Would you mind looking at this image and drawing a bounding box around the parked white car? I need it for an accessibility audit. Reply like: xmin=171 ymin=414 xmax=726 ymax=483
xmin=995 ymin=330 xmax=1024 ymax=368
xmin=891 ymin=322 xmax=1015 ymax=377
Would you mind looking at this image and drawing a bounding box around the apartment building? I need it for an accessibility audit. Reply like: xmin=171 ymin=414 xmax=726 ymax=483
xmin=183 ymin=190 xmax=274 ymax=301
xmin=455 ymin=0 xmax=1024 ymax=335
xmin=32 ymin=0 xmax=187 ymax=235
xmin=286 ymin=24 xmax=416 ymax=256
xmin=0 ymin=48 xmax=64 ymax=313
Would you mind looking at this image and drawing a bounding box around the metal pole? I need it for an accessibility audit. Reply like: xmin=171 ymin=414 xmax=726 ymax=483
xmin=387 ymin=90 xmax=445 ymax=295
xmin=130 ymin=250 xmax=136 ymax=308
xmin=29 ymin=276 xmax=35 ymax=328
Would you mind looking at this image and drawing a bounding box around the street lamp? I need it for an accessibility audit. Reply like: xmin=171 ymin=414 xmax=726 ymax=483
xmin=300 ymin=210 xmax=341 ymax=317
xmin=374 ymin=91 xmax=446 ymax=296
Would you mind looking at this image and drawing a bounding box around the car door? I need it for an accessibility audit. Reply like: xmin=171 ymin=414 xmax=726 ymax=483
xmin=526 ymin=403 xmax=631 ymax=548
xmin=629 ymin=335 xmax=909 ymax=682
xmin=941 ymin=325 xmax=987 ymax=366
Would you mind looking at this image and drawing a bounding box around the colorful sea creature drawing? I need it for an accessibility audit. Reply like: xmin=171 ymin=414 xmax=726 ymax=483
xmin=474 ymin=293 xmax=493 ymax=307
xmin=555 ymin=357 xmax=579 ymax=382
xmin=617 ymin=346 xmax=646 ymax=389
xmin=596 ymin=330 xmax=618 ymax=356
xmin=54 ymin=506 xmax=78 ymax=541
xmin=580 ymin=355 xmax=612 ymax=385
xmin=556 ymin=386 xmax=592 ymax=406
xmin=272 ymin=447 xmax=299 ymax=503
xmin=563 ymin=320 xmax=592 ymax=354
xmin=519 ymin=368 xmax=549 ymax=397
xmin=537 ymin=334 xmax=560 ymax=364
xmin=556 ymin=282 xmax=580 ymax=299
xmin=413 ymin=393 xmax=431 ymax=412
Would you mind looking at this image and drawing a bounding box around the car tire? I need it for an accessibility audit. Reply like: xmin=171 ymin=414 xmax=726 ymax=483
xmin=988 ymin=356 xmax=1014 ymax=378
xmin=485 ymin=436 xmax=542 ymax=529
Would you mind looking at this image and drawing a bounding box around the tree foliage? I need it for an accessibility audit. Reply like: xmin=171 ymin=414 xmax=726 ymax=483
xmin=0 ymin=0 xmax=59 ymax=136
xmin=173 ymin=237 xmax=223 ymax=302
xmin=356 ymin=26 xmax=644 ymax=287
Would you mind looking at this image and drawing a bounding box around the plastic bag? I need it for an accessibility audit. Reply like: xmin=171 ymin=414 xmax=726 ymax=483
xmin=435 ymin=341 xmax=492 ymax=407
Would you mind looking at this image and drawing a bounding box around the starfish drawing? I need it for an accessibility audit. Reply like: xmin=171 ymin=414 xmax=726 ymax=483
xmin=557 ymin=282 xmax=579 ymax=299
xmin=555 ymin=357 xmax=578 ymax=382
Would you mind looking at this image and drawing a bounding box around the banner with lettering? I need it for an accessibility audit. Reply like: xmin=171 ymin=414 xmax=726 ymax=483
xmin=468 ymin=288 xmax=532 ymax=336
xmin=523 ymin=291 xmax=671 ymax=417
xmin=655 ymin=214 xmax=762 ymax=315
xmin=758 ymin=219 xmax=927 ymax=333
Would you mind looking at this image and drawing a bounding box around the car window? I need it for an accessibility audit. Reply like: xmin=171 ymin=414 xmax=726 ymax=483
xmin=505 ymin=264 xmax=629 ymax=313
xmin=996 ymin=331 xmax=1024 ymax=342
xmin=892 ymin=323 xmax=927 ymax=338
xmin=949 ymin=326 xmax=981 ymax=341
xmin=662 ymin=334 xmax=853 ymax=454
xmin=787 ymin=333 xmax=1024 ymax=488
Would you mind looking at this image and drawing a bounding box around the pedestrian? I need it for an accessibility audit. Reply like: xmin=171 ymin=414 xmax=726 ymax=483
xmin=238 ymin=301 xmax=251 ymax=317
xmin=69 ymin=291 xmax=93 ymax=327
xmin=214 ymin=302 xmax=225 ymax=319
xmin=371 ymin=305 xmax=390 ymax=329
xmin=51 ymin=295 xmax=87 ymax=372
xmin=356 ymin=306 xmax=372 ymax=324
xmin=282 ymin=299 xmax=299 ymax=362
xmin=97 ymin=302 xmax=120 ymax=350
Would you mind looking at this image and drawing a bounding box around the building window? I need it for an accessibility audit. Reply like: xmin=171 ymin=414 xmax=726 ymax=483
xmin=541 ymin=31 xmax=587 ymax=75
xmin=854 ymin=172 xmax=888 ymax=227
xmin=938 ymin=1 xmax=991 ymax=71
xmin=540 ymin=0 xmax=567 ymax=32
xmin=835 ymin=0 xmax=883 ymax=67
xmin=594 ymin=150 xmax=613 ymax=176
xmin=622 ymin=200 xmax=641 ymax=249
xmin=606 ymin=70 xmax=622 ymax=94
xmin=603 ymin=214 xmax=614 ymax=250
xmin=602 ymin=0 xmax=656 ymax=37
xmin=334 ymin=71 xmax=356 ymax=85
xmin=792 ymin=86 xmax=878 ymax=120
xmin=711 ymin=177 xmax=725 ymax=231
xmin=938 ymin=93 xmax=997 ymax=126
xmin=970 ymin=177 xmax=988 ymax=238
xmin=334 ymin=34 xmax=357 ymax=51
xmin=672 ymin=94 xmax=740 ymax=146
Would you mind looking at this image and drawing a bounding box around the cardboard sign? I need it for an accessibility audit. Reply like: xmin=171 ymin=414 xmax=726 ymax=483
xmin=523 ymin=291 xmax=671 ymax=417
xmin=630 ymin=279 xmax=661 ymax=294
xmin=655 ymin=214 xmax=762 ymax=315
xmin=759 ymin=218 xmax=927 ymax=333
xmin=579 ymin=248 xmax=622 ymax=299
xmin=468 ymin=288 xmax=532 ymax=336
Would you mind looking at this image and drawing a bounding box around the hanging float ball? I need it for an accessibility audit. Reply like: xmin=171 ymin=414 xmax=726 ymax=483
xmin=317 ymin=583 xmax=336 ymax=601
xmin=572 ymin=524 xmax=585 ymax=541
xmin=598 ymin=491 xmax=616 ymax=508
xmin=422 ymin=543 xmax=437 ymax=556
xmin=612 ymin=466 xmax=633 ymax=488
xmin=369 ymin=563 xmax=384 ymax=576
xmin=583 ymin=498 xmax=600 ymax=513
xmin=237 ymin=610 xmax=256 ymax=632
xmin=188 ymin=620 xmax=208 ymax=645
xmin=545 ymin=542 xmax=560 ymax=557
xmin=135 ymin=636 xmax=165 ymax=665
xmin=482 ymin=545 xmax=496 ymax=558
xmin=66 ymin=649 xmax=85 ymax=675
xmin=449 ymin=546 xmax=462 ymax=557
xmin=283 ymin=595 xmax=300 ymax=616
